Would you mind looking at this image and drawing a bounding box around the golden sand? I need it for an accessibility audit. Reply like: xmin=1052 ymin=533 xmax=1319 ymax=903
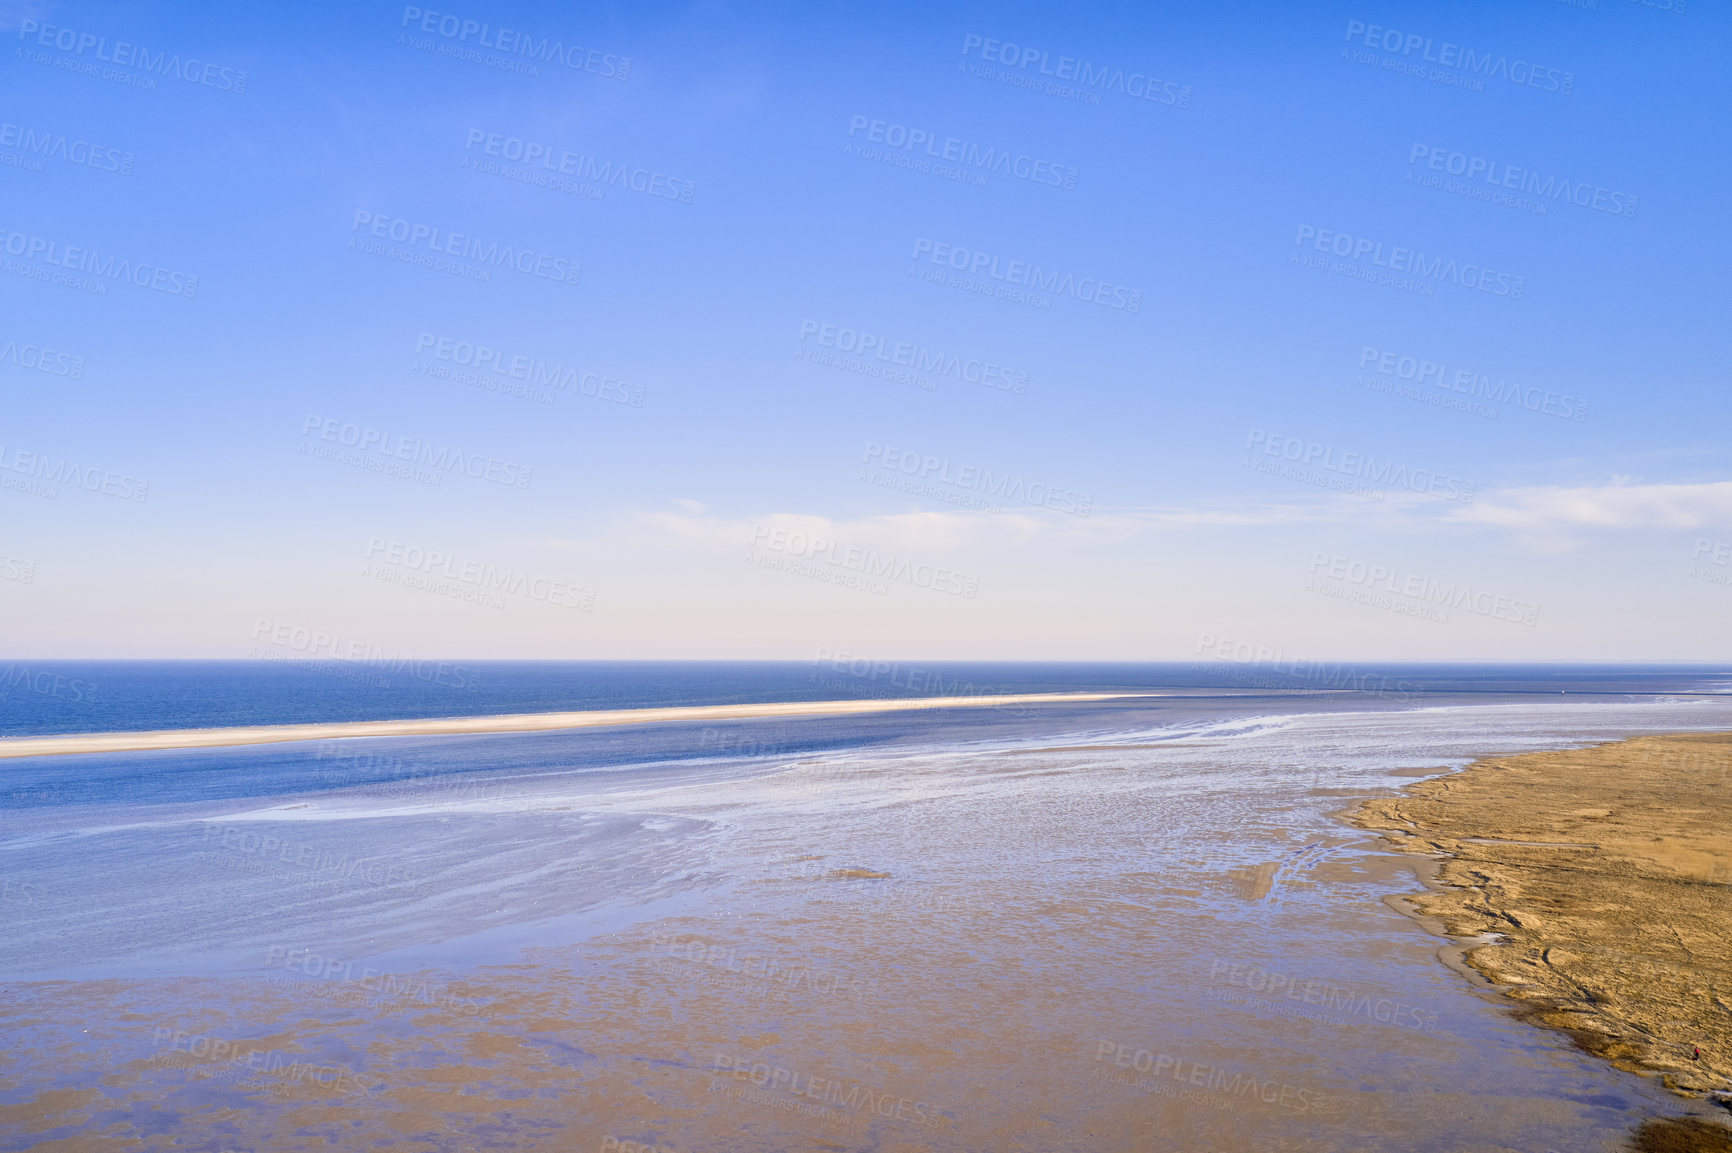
xmin=1353 ymin=732 xmax=1732 ymax=1114
xmin=0 ymin=691 xmax=1158 ymax=759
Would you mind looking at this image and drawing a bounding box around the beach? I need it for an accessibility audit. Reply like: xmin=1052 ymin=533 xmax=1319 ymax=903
xmin=1354 ymin=732 xmax=1732 ymax=1147
xmin=6 ymin=694 xmax=1732 ymax=1150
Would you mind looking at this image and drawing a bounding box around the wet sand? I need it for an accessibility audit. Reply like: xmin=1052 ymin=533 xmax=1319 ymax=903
xmin=1353 ymin=732 xmax=1732 ymax=1141
xmin=0 ymin=691 xmax=1158 ymax=759
xmin=7 ymin=704 xmax=1730 ymax=1151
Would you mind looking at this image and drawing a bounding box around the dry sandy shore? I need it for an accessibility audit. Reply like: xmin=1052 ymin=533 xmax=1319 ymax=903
xmin=0 ymin=691 xmax=1158 ymax=759
xmin=1353 ymin=732 xmax=1732 ymax=1148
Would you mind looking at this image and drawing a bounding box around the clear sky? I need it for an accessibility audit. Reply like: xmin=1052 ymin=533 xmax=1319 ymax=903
xmin=2 ymin=0 xmax=1727 ymax=660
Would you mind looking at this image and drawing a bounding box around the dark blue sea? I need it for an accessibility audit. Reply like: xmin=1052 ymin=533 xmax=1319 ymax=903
xmin=3 ymin=659 xmax=1727 ymax=737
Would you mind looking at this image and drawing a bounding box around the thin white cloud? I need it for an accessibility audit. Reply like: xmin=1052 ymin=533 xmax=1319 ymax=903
xmin=628 ymin=499 xmax=1392 ymax=556
xmin=1447 ymin=479 xmax=1732 ymax=531
xmin=618 ymin=478 xmax=1732 ymax=557
xmin=636 ymin=506 xmax=1048 ymax=551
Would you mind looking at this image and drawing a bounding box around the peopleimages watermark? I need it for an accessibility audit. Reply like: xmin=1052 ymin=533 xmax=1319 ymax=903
xmin=263 ymin=945 xmax=481 ymax=1014
xmin=16 ymin=19 xmax=249 ymax=94
xmin=654 ymin=934 xmax=880 ymax=1003
xmin=845 ymin=115 xmax=1077 ymax=190
xmin=767 ymin=762 xmax=885 ymax=798
xmin=249 ymin=618 xmax=483 ymax=691
xmin=1306 ymin=552 xmax=1540 ymax=627
xmin=414 ymin=332 xmax=643 ymax=407
xmin=1204 ymin=958 xmax=1440 ymax=1033
xmin=749 ymin=545 xmax=886 ymax=595
xmin=0 ymin=336 xmax=85 ymax=379
xmin=299 ymin=414 xmax=534 ymax=490
xmin=811 ymin=667 xmax=1037 ymax=719
xmin=1306 ymin=564 xmax=1448 ymax=625
xmin=364 ymin=537 xmax=596 ymax=611
xmin=795 ymin=320 xmax=1027 ymax=395
xmin=697 ymin=727 xmax=801 ymax=760
xmin=959 ymin=34 xmax=1191 ymax=109
xmin=0 ymin=552 xmax=35 ymax=584
xmin=1192 ymin=634 xmax=1421 ymax=699
xmin=1294 ymin=225 xmax=1524 ymax=300
xmin=1559 ymin=0 xmax=1687 ymax=13
xmin=397 ymin=7 xmax=629 ymax=80
xmin=1406 ymin=143 xmax=1636 ymax=220
xmin=1243 ymin=428 xmax=1476 ymax=504
xmin=1356 ymin=345 xmax=1587 ymax=423
xmin=1634 ymin=743 xmax=1728 ymax=785
xmin=148 ymin=1026 xmax=375 ymax=1096
xmin=862 ymin=441 xmax=1091 ymax=516
xmin=363 ymin=550 xmax=502 ymax=609
xmin=1689 ymin=539 xmax=1732 ymax=589
xmin=0 ymin=664 xmax=97 ymax=704
xmin=197 ymin=823 xmax=428 ymax=896
xmin=0 ymin=120 xmax=132 ymax=176
xmin=348 ymin=210 xmax=581 ymax=287
xmin=0 ymin=443 xmax=149 ymax=503
xmin=709 ymin=1053 xmax=949 ymax=1130
xmin=312 ymin=741 xmax=536 ymax=809
xmin=463 ymin=129 xmax=692 ymax=204
xmin=811 ymin=869 xmax=960 ymax=916
xmin=1341 ymin=20 xmax=1574 ymax=96
xmin=1090 ymin=1039 xmax=1327 ymax=1114
xmin=910 ymin=238 xmax=1142 ymax=313
xmin=811 ymin=648 xmax=1036 ymax=717
xmin=0 ymin=226 xmax=198 ymax=298
xmin=747 ymin=525 xmax=980 ymax=599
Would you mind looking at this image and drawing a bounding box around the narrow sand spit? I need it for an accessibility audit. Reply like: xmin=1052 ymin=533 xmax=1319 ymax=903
xmin=0 ymin=691 xmax=1159 ymax=759
xmin=1353 ymin=732 xmax=1732 ymax=1145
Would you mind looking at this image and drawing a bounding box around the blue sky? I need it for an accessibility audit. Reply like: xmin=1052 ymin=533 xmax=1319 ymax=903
xmin=2 ymin=0 xmax=1727 ymax=659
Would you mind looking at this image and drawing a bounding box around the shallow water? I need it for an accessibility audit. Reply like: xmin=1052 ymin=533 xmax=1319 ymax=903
xmin=3 ymin=693 xmax=1730 ymax=1150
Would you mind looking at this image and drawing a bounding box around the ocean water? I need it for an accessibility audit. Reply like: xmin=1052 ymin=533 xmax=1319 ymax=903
xmin=2 ymin=667 xmax=1730 ymax=1150
xmin=1 ymin=658 xmax=1726 ymax=735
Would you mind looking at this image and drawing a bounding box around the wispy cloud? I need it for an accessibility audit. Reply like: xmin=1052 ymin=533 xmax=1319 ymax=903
xmin=636 ymin=506 xmax=1049 ymax=551
xmin=1446 ymin=479 xmax=1732 ymax=532
xmin=629 ymin=496 xmax=1401 ymax=553
xmin=617 ymin=477 xmax=1732 ymax=558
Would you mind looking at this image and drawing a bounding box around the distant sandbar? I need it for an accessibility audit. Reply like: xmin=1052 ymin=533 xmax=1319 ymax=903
xmin=0 ymin=691 xmax=1159 ymax=759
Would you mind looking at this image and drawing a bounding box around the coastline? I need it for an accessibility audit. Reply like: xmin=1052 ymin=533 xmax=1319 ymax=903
xmin=1351 ymin=733 xmax=1732 ymax=1121
xmin=9 ymin=700 xmax=1732 ymax=1149
xmin=0 ymin=690 xmax=1160 ymax=759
